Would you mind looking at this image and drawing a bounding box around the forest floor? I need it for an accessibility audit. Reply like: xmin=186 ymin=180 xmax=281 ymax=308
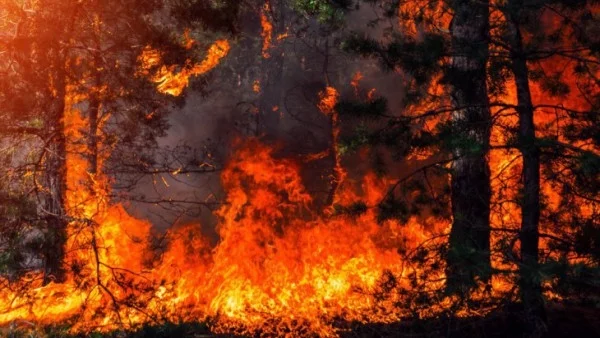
xmin=8 ymin=303 xmax=600 ymax=337
xmin=339 ymin=303 xmax=600 ymax=337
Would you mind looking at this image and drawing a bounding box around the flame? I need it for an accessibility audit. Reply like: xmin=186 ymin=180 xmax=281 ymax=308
xmin=0 ymin=71 xmax=448 ymax=335
xmin=0 ymin=115 xmax=446 ymax=336
xmin=0 ymin=73 xmax=456 ymax=335
xmin=318 ymin=86 xmax=348 ymax=209
xmin=260 ymin=1 xmax=273 ymax=58
xmin=138 ymin=39 xmax=230 ymax=96
xmin=183 ymin=29 xmax=195 ymax=50
xmin=485 ymin=4 xmax=599 ymax=291
xmin=0 ymin=2 xmax=597 ymax=336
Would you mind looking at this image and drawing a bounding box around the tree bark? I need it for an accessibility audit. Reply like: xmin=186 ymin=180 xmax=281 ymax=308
xmin=504 ymin=3 xmax=547 ymax=335
xmin=42 ymin=61 xmax=68 ymax=285
xmin=446 ymin=0 xmax=492 ymax=293
xmin=88 ymin=55 xmax=102 ymax=176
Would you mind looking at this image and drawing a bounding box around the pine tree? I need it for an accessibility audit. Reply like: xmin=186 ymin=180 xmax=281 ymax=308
xmin=339 ymin=0 xmax=493 ymax=292
xmin=332 ymin=0 xmax=598 ymax=323
xmin=494 ymin=0 xmax=599 ymax=334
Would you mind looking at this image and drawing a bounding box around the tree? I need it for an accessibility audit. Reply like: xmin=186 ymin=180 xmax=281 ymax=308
xmin=338 ymin=0 xmax=493 ymax=292
xmin=0 ymin=0 xmax=238 ymax=283
xmin=501 ymin=1 xmax=546 ymax=333
xmin=0 ymin=0 xmax=81 ymax=283
xmin=333 ymin=0 xmax=598 ymax=324
xmin=446 ymin=0 xmax=492 ymax=293
xmin=494 ymin=0 xmax=599 ymax=334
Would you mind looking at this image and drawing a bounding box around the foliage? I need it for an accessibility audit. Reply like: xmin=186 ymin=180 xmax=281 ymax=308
xmin=293 ymin=0 xmax=354 ymax=25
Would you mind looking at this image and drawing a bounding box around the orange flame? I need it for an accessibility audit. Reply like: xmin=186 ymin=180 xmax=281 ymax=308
xmin=0 ymin=77 xmax=453 ymax=335
xmin=260 ymin=1 xmax=274 ymax=58
xmin=138 ymin=39 xmax=230 ymax=96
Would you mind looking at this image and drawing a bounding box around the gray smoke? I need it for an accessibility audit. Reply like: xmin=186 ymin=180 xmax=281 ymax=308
xmin=125 ymin=3 xmax=406 ymax=240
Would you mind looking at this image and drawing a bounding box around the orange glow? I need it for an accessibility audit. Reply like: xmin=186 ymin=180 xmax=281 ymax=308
xmin=351 ymin=71 xmax=363 ymax=97
xmin=486 ymin=4 xmax=599 ymax=288
xmin=276 ymin=31 xmax=290 ymax=41
xmin=253 ymin=79 xmax=261 ymax=93
xmin=397 ymin=0 xmax=451 ymax=37
xmin=183 ymin=29 xmax=195 ymax=50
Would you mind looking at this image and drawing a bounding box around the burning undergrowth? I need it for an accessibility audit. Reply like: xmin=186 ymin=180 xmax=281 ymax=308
xmin=0 ymin=111 xmax=456 ymax=336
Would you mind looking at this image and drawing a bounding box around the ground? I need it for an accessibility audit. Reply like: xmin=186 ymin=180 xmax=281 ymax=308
xmin=7 ymin=303 xmax=600 ymax=337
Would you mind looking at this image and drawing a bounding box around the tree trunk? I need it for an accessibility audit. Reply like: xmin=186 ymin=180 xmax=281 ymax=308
xmin=42 ymin=64 xmax=68 ymax=285
xmin=505 ymin=4 xmax=547 ymax=335
xmin=446 ymin=0 xmax=492 ymax=293
xmin=88 ymin=58 xmax=102 ymax=176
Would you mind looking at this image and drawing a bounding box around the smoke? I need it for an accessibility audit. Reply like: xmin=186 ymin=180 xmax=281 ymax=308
xmin=126 ymin=2 xmax=407 ymax=239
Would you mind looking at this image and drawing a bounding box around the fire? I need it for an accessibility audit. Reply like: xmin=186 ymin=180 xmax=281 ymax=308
xmin=1 ymin=1 xmax=597 ymax=336
xmin=481 ymin=4 xmax=600 ymax=302
xmin=318 ymin=86 xmax=348 ymax=209
xmin=0 ymin=67 xmax=448 ymax=334
xmin=0 ymin=109 xmax=446 ymax=335
xmin=200 ymin=143 xmax=406 ymax=334
xmin=260 ymin=1 xmax=273 ymax=58
xmin=0 ymin=84 xmax=153 ymax=331
xmin=138 ymin=39 xmax=230 ymax=96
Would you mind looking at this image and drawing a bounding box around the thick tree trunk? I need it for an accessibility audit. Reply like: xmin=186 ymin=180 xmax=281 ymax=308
xmin=446 ymin=0 xmax=492 ymax=293
xmin=40 ymin=3 xmax=83 ymax=285
xmin=505 ymin=5 xmax=547 ymax=335
xmin=43 ymin=66 xmax=68 ymax=285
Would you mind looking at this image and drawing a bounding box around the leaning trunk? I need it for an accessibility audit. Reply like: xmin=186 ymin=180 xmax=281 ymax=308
xmin=505 ymin=5 xmax=547 ymax=335
xmin=446 ymin=0 xmax=492 ymax=293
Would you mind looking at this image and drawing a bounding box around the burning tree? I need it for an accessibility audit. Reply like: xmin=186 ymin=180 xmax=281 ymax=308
xmin=497 ymin=0 xmax=599 ymax=333
xmin=338 ymin=0 xmax=599 ymax=335
xmin=0 ymin=0 xmax=235 ymax=279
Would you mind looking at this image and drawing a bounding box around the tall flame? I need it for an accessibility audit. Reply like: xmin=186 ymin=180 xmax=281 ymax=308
xmin=0 ymin=108 xmax=448 ymax=335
